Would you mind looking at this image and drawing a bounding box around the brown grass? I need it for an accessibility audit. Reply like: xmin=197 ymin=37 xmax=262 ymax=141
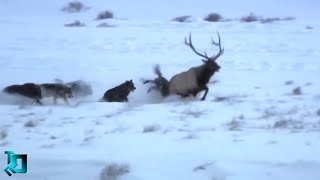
xmin=204 ymin=13 xmax=223 ymax=22
xmin=292 ymin=86 xmax=302 ymax=95
xmin=64 ymin=20 xmax=85 ymax=27
xmin=96 ymin=11 xmax=114 ymax=20
xmin=62 ymin=1 xmax=89 ymax=13
xmin=172 ymin=15 xmax=192 ymax=22
xmin=240 ymin=13 xmax=260 ymax=22
xmin=100 ymin=163 xmax=130 ymax=180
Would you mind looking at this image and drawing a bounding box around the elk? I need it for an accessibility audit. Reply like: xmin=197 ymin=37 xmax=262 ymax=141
xmin=143 ymin=64 xmax=170 ymax=97
xmin=169 ymin=32 xmax=224 ymax=101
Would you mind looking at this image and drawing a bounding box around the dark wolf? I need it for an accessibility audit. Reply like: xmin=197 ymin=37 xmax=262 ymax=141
xmin=54 ymin=79 xmax=92 ymax=98
xmin=101 ymin=80 xmax=136 ymax=102
xmin=2 ymin=83 xmax=42 ymax=104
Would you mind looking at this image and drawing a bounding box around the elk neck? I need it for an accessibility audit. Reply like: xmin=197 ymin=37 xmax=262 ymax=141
xmin=196 ymin=64 xmax=216 ymax=87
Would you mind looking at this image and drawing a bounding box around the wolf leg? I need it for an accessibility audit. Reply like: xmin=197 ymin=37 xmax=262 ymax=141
xmin=53 ymin=96 xmax=57 ymax=104
xmin=143 ymin=80 xmax=154 ymax=84
xmin=63 ymin=96 xmax=69 ymax=105
xmin=35 ymin=98 xmax=43 ymax=105
xmin=147 ymin=86 xmax=158 ymax=93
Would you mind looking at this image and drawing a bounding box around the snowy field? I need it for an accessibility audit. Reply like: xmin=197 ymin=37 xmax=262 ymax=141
xmin=0 ymin=0 xmax=320 ymax=180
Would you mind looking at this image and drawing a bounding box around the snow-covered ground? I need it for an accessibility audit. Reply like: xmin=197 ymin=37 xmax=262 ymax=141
xmin=0 ymin=0 xmax=320 ymax=179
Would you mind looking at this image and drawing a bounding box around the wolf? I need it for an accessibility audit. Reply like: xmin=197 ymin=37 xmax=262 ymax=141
xmin=54 ymin=79 xmax=92 ymax=98
xmin=101 ymin=80 xmax=136 ymax=102
xmin=65 ymin=81 xmax=92 ymax=98
xmin=143 ymin=64 xmax=170 ymax=97
xmin=2 ymin=83 xmax=42 ymax=104
xmin=40 ymin=83 xmax=73 ymax=104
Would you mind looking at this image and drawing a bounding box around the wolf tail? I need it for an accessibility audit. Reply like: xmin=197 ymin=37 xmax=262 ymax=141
xmin=153 ymin=64 xmax=162 ymax=77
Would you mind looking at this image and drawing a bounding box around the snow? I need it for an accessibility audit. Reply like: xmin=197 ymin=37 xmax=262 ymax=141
xmin=0 ymin=0 xmax=320 ymax=179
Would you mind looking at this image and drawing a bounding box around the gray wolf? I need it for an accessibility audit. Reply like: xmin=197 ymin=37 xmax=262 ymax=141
xmin=40 ymin=83 xmax=73 ymax=104
xmin=64 ymin=80 xmax=92 ymax=98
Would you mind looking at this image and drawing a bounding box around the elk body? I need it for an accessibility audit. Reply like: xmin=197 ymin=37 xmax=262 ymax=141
xmin=169 ymin=32 xmax=224 ymax=101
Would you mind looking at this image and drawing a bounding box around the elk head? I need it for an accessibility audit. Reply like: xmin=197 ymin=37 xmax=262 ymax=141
xmin=185 ymin=32 xmax=224 ymax=73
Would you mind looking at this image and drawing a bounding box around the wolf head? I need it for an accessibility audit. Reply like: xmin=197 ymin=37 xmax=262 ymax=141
xmin=64 ymin=87 xmax=73 ymax=98
xmin=125 ymin=80 xmax=136 ymax=92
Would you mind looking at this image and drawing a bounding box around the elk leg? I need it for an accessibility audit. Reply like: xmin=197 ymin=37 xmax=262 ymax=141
xmin=200 ymin=86 xmax=209 ymax=101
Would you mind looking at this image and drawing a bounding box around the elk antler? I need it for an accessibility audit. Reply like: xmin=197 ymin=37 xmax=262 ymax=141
xmin=185 ymin=32 xmax=224 ymax=61
xmin=210 ymin=32 xmax=224 ymax=61
xmin=185 ymin=33 xmax=211 ymax=60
